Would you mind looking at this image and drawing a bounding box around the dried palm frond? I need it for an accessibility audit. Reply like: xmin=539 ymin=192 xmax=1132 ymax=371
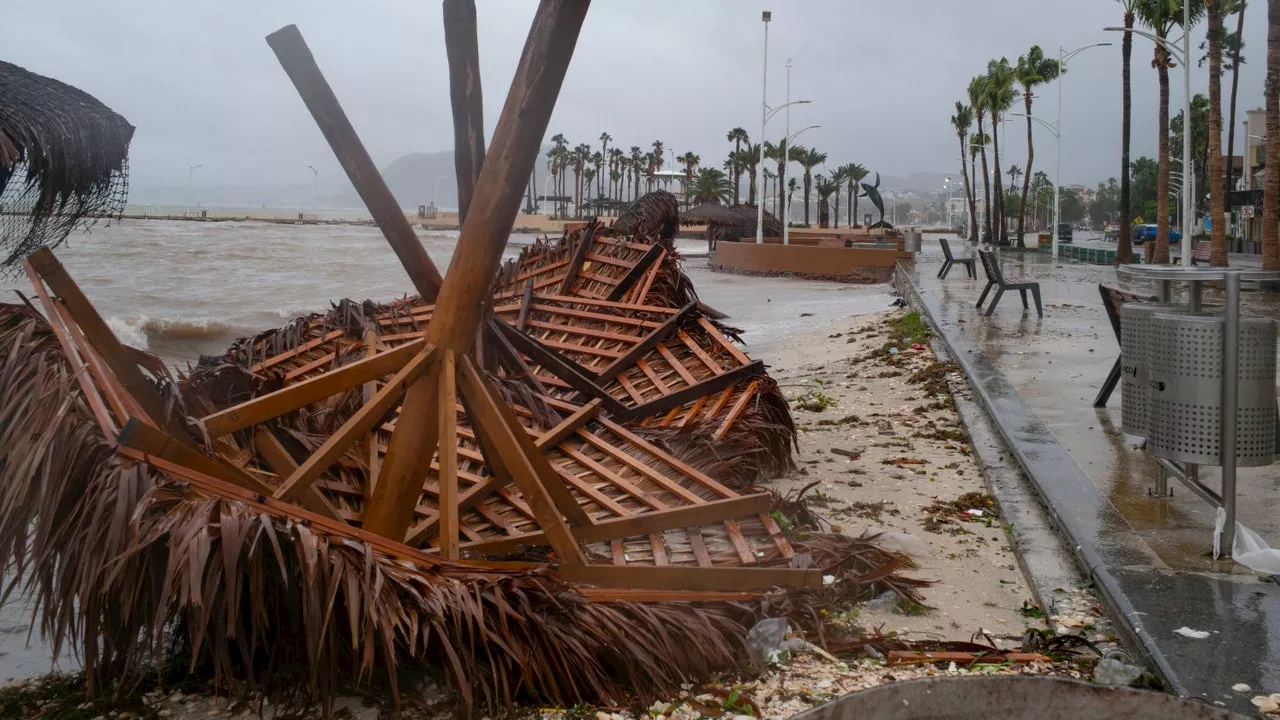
xmin=612 ymin=190 xmax=679 ymax=240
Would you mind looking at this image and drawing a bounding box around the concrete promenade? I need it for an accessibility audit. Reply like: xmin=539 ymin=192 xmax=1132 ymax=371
xmin=899 ymin=238 xmax=1280 ymax=713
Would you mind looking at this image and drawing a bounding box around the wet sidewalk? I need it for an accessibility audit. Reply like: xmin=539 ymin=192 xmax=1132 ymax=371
xmin=899 ymin=239 xmax=1280 ymax=712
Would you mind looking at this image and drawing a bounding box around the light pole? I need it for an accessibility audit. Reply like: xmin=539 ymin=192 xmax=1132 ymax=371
xmin=784 ymin=58 xmax=792 ymax=234
xmin=1010 ymin=112 xmax=1063 ymax=256
xmin=1052 ymin=42 xmax=1111 ymax=255
xmin=1106 ymin=26 xmax=1191 ymax=263
xmin=434 ymin=174 xmax=451 ymax=214
xmin=306 ymin=165 xmax=318 ymax=211
xmin=188 ymin=164 xmax=202 ymax=209
xmin=783 ymin=124 xmax=820 ymax=245
xmin=754 ymin=99 xmax=812 ymax=242
xmin=542 ymin=176 xmax=554 ymax=216
xmin=944 ymin=177 xmax=953 ymax=230
xmin=756 ymin=10 xmax=771 ymax=244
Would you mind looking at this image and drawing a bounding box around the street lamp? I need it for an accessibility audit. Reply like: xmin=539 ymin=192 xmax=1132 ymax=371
xmin=306 ymin=165 xmax=318 ymax=211
xmin=188 ymin=164 xmax=203 ymax=210
xmin=434 ymin=174 xmax=452 ymax=214
xmin=944 ymin=177 xmax=953 ymax=230
xmin=782 ymin=124 xmax=820 ymax=245
xmin=756 ymin=10 xmax=771 ymax=244
xmin=543 ymin=175 xmax=555 ymax=216
xmin=1105 ymin=25 xmax=1191 ymax=263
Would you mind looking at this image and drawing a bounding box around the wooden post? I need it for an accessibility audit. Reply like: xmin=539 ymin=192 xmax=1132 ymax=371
xmin=366 ymin=0 xmax=590 ymax=539
xmin=266 ymin=24 xmax=443 ymax=301
xmin=435 ymin=350 xmax=460 ymax=559
xmin=443 ymin=0 xmax=485 ymax=224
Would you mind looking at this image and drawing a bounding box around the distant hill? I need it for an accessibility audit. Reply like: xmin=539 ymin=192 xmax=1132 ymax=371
xmin=380 ymin=151 xmax=457 ymax=210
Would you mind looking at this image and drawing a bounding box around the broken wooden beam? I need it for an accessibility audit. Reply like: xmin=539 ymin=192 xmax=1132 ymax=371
xmin=619 ymin=360 xmax=766 ymax=421
xmin=559 ymin=221 xmax=596 ymax=296
xmin=596 ymin=301 xmax=697 ymax=382
xmin=605 ymin=243 xmax=663 ymax=302
xmin=443 ymin=0 xmax=485 ymax=224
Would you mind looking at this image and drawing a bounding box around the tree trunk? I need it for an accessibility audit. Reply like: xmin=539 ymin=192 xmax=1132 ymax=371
xmin=977 ymin=117 xmax=993 ymax=242
xmin=992 ymin=118 xmax=1005 ymax=245
xmin=959 ymin=134 xmax=978 ymax=242
xmin=1263 ymin=0 xmax=1280 ymax=269
xmin=1118 ymin=11 xmax=1135 ymax=265
xmin=1208 ymin=0 xmax=1229 ymax=266
xmin=1018 ymin=93 xmax=1034 ymax=248
xmin=1226 ymin=2 xmax=1247 ymax=200
xmin=833 ymin=184 xmax=841 ymax=228
xmin=1155 ymin=53 xmax=1172 ymax=264
xmin=846 ymin=184 xmax=854 ymax=227
xmin=748 ymin=167 xmax=757 ymax=205
xmin=803 ymin=172 xmax=812 ymax=225
xmin=852 ymin=190 xmax=860 ymax=228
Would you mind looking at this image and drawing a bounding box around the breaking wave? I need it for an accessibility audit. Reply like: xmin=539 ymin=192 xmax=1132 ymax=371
xmin=105 ymin=315 xmax=239 ymax=351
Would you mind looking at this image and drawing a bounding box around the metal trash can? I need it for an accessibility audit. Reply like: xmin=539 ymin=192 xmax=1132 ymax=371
xmin=1147 ymin=312 xmax=1277 ymax=466
xmin=1120 ymin=303 xmax=1175 ymax=437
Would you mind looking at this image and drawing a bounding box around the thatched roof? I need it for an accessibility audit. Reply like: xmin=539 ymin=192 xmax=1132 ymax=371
xmin=680 ymin=203 xmax=784 ymax=237
xmin=0 ymin=61 xmax=134 ymax=271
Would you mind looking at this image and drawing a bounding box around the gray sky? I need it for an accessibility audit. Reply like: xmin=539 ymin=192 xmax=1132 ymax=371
xmin=3 ymin=0 xmax=1269 ymax=192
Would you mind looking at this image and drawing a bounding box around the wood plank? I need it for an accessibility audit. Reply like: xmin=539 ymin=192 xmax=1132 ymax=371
xmin=715 ymin=380 xmax=758 ymax=441
xmin=578 ymin=588 xmax=761 ymax=603
xmin=724 ymin=520 xmax=755 ymax=565
xmin=699 ymin=317 xmax=751 ymax=365
xmin=574 ymin=430 xmax=705 ymax=506
xmin=202 ymin=339 xmax=426 ymax=438
xmin=516 ymin=278 xmax=534 ymax=331
xmin=678 ymin=329 xmax=724 ymax=374
xmin=266 ymin=25 xmax=443 ymax=300
xmin=435 ymin=351 xmax=459 ymax=558
xmin=605 ymin=243 xmax=664 ymax=301
xmin=703 ymin=387 xmax=736 ymax=423
xmin=559 ymin=222 xmax=597 ymax=295
xmin=118 ymin=419 xmax=273 ymax=495
xmin=759 ymin=512 xmax=794 ymax=558
xmin=599 ymin=417 xmax=738 ymax=499
xmin=526 ymin=301 xmax=665 ymax=328
xmin=539 ymin=337 xmax=623 ymax=359
xmin=558 ymin=564 xmax=822 ymax=591
xmin=596 ymin=301 xmax=697 ymax=382
xmin=687 ymin=526 xmax=712 ymax=567
xmin=611 ymin=540 xmax=626 ymax=566
xmin=26 ymin=250 xmax=185 ymax=437
xmin=535 ymin=294 xmax=678 ymax=314
xmin=486 ymin=318 xmax=550 ymax=396
xmin=252 ymin=329 xmax=344 ymax=372
xmin=635 ymin=358 xmax=669 ymax=394
xmin=251 ymin=428 xmax=342 ymax=519
xmin=455 ymin=357 xmax=587 ymax=565
xmin=552 ymin=461 xmax=633 ymax=516
xmin=283 ymin=351 xmax=339 ymax=381
xmin=535 ymin=398 xmax=602 ymax=449
xmin=275 ymin=347 xmax=435 ymax=503
xmin=583 ymin=252 xmax=636 ymax=269
xmin=629 ymin=248 xmax=667 ymax=303
xmin=560 ymin=445 xmax=668 ymax=512
xmin=495 ymin=320 xmax=629 ymax=415
xmin=524 ymin=319 xmax=644 ymax=345
xmin=620 ymin=360 xmax=764 ymax=422
xmin=614 ymin=372 xmax=648 ymax=405
xmin=649 ymin=535 xmax=668 ymax=566
xmin=443 ymin=0 xmax=485 ymax=224
xmin=656 ymin=343 xmax=698 ymax=386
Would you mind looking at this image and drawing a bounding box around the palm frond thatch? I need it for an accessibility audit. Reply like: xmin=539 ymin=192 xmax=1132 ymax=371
xmin=0 ymin=61 xmax=134 ymax=272
xmin=611 ymin=190 xmax=679 ymax=239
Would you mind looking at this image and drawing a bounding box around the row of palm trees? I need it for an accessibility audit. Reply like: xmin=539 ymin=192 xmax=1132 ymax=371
xmin=951 ymin=1 xmax=1277 ymax=270
xmin=950 ymin=46 xmax=1061 ymax=248
xmin=537 ymin=128 xmax=876 ymax=228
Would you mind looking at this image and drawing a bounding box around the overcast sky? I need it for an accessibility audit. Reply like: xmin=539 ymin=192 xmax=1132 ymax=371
xmin=3 ymin=0 xmax=1269 ymax=192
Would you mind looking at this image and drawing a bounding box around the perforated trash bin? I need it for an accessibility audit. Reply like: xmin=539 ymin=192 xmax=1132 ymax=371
xmin=1120 ymin=303 xmax=1175 ymax=437
xmin=1147 ymin=311 xmax=1277 ymax=466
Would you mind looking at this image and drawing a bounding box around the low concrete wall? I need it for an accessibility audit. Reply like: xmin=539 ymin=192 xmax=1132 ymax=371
xmin=708 ymin=241 xmax=913 ymax=283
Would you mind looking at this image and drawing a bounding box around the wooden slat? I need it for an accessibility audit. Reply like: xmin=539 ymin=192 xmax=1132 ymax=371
xmin=724 ymin=519 xmax=755 ymax=564
xmin=495 ymin=320 xmax=629 ymax=415
xmin=535 ymin=398 xmax=602 ymax=449
xmin=539 ymin=337 xmax=624 ymax=359
xmin=284 ymin=351 xmax=339 ymax=381
xmin=621 ymin=361 xmax=764 ymax=422
xmin=649 ymin=535 xmax=668 ymax=566
xmin=760 ymin=512 xmax=794 ymax=558
xmin=636 ymin=358 xmax=669 ymax=394
xmin=715 ymin=380 xmax=759 ymax=441
xmin=202 ymin=339 xmax=426 ymax=438
xmin=561 ymin=445 xmax=668 ymax=512
xmin=516 ymin=278 xmax=534 ymax=331
xmin=629 ymin=248 xmax=667 ymax=303
xmin=559 ymin=564 xmax=822 ymax=591
xmin=275 ymin=347 xmax=434 ymax=502
xmin=596 ymin=301 xmax=696 ymax=382
xmin=687 ymin=526 xmax=712 ymax=567
xmin=614 ymin=373 xmax=648 ymax=405
xmin=251 ymin=428 xmax=342 ymax=519
xmin=604 ymin=243 xmax=664 ymax=302
xmin=252 ymin=329 xmax=345 ymax=372
xmin=699 ymin=317 xmax=751 ymax=365
xmin=460 ymin=493 xmax=773 ymax=555
xmin=118 ymin=419 xmax=272 ymax=495
xmin=574 ymin=429 xmax=705 ymax=506
xmin=600 ymin=417 xmax=738 ymax=499
xmin=656 ymin=343 xmax=698 ymax=386
xmin=535 ymin=294 xmax=678 ymax=314
xmin=679 ymin=329 xmax=724 ymax=374
xmin=524 ymin=319 xmax=644 ymax=345
xmin=435 ymin=351 xmax=460 ymax=558
xmin=559 ymin=223 xmax=596 ymax=295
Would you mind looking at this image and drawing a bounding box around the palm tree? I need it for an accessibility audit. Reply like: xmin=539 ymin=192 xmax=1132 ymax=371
xmin=786 ymin=178 xmax=799 ymax=224
xmin=1118 ymin=0 xmax=1140 ymax=265
xmin=984 ymin=58 xmax=1018 ymax=245
xmin=968 ymin=76 xmax=993 ymax=242
xmin=742 ymin=143 xmax=762 ymax=205
xmin=844 ymin=163 xmax=869 ymax=228
xmin=628 ymin=146 xmax=643 ymax=200
xmin=830 ymin=166 xmax=849 ymax=227
xmin=951 ymin=103 xmax=978 ymax=241
xmin=608 ymin=147 xmax=624 ymax=201
xmin=1206 ymin=0 xmax=1229 ymax=265
xmin=1263 ymin=0 xmax=1278 ymax=270
xmin=815 ymin=174 xmax=839 ymax=228
xmin=1008 ymin=165 xmax=1023 ymax=190
xmin=649 ymin=140 xmax=665 ymax=191
xmin=599 ymin=132 xmax=612 ymax=196
xmin=1138 ymin=0 xmax=1205 ymax=263
xmin=763 ymin=140 xmax=792 ymax=220
xmin=796 ymin=148 xmax=828 ymax=225
xmin=1015 ymin=46 xmax=1062 ymax=247
xmin=572 ymin=143 xmax=591 ymax=217
xmin=763 ymin=168 xmax=776 ymax=210
xmin=727 ymin=127 xmax=750 ymax=204
xmin=688 ymin=167 xmax=734 ymax=205
xmin=582 ymin=166 xmax=597 ymax=215
xmin=677 ymin=151 xmax=700 ymax=208
xmin=590 ymin=151 xmax=604 ymax=203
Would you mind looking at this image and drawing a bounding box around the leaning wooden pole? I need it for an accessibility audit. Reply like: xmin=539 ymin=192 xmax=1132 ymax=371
xmin=267 ymin=25 xmax=444 ymax=301
xmin=363 ymin=0 xmax=591 ymax=540
xmin=443 ymin=0 xmax=486 ymax=225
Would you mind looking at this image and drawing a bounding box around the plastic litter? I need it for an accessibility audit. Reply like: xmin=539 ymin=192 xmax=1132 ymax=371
xmin=1174 ymin=627 xmax=1211 ymax=639
xmin=1092 ymin=657 xmax=1145 ymax=687
xmin=743 ymin=618 xmax=835 ymax=666
xmin=866 ymin=527 xmax=930 ymax=560
xmin=867 ymin=590 xmax=899 ymax=612
xmin=888 ymin=347 xmax=899 ymax=355
xmin=1214 ymin=508 xmax=1280 ymax=575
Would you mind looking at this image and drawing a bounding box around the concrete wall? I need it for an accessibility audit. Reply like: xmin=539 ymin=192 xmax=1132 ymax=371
xmin=709 ymin=242 xmax=913 ymax=283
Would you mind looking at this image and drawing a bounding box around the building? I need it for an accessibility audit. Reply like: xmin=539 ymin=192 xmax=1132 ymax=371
xmin=1244 ymin=108 xmax=1265 ymax=190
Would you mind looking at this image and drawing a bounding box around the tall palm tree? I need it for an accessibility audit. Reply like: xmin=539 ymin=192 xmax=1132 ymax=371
xmin=649 ymin=140 xmax=665 ymax=191
xmin=1118 ymin=0 xmax=1140 ymax=264
xmin=590 ymin=151 xmax=604 ymax=203
xmin=843 ymin=163 xmax=870 ymax=228
xmin=628 ymin=146 xmax=643 ymax=200
xmin=608 ymin=147 xmax=623 ymax=201
xmin=815 ymin=174 xmax=839 ymax=228
xmin=951 ymin=103 xmax=978 ymax=241
xmin=742 ymin=143 xmax=762 ymax=205
xmin=970 ymin=131 xmax=989 ymax=228
xmin=1008 ymin=165 xmax=1024 ymax=193
xmin=572 ymin=143 xmax=591 ymax=217
xmin=1206 ymin=0 xmax=1229 ymax=265
xmin=727 ymin=127 xmax=750 ymax=204
xmin=1223 ymin=0 xmax=1247 ymax=198
xmin=763 ymin=140 xmax=791 ymax=220
xmin=796 ymin=148 xmax=828 ymax=225
xmin=582 ymin=166 xmax=597 ymax=215
xmin=984 ymin=58 xmax=1018 ymax=246
xmin=786 ymin=177 xmax=798 ymax=222
xmin=1138 ymin=0 xmax=1205 ymax=263
xmin=1015 ymin=46 xmax=1062 ymax=247
xmin=1263 ymin=0 xmax=1279 ymax=270
xmin=677 ymin=151 xmax=700 ymax=208
xmin=688 ymin=167 xmax=733 ymax=205
xmin=763 ymin=168 xmax=776 ymax=210
xmin=968 ymin=76 xmax=993 ymax=242
xmin=829 ymin=166 xmax=849 ymax=227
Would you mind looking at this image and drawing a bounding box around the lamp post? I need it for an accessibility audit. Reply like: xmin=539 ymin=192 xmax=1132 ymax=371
xmin=784 ymin=58 xmax=792 ymax=234
xmin=756 ymin=10 xmax=771 ymax=244
xmin=783 ymin=123 xmax=820 ymax=245
xmin=306 ymin=164 xmax=318 ymax=211
xmin=188 ymin=164 xmax=203 ymax=210
xmin=944 ymin=177 xmax=953 ymax=230
xmin=434 ymin=174 xmax=451 ymax=214
xmin=1105 ymin=26 xmax=1190 ymax=263
xmin=542 ymin=175 xmax=554 ymax=216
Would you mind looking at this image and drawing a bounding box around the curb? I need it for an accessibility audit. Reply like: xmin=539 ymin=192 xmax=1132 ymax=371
xmin=893 ymin=264 xmax=1183 ymax=695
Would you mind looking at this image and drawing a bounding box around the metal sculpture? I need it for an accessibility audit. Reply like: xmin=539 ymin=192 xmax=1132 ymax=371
xmin=860 ymin=171 xmax=892 ymax=229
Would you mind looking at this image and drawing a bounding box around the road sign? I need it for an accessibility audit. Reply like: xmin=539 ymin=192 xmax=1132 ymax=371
xmin=1134 ymin=216 xmax=1145 ymax=224
xmin=1242 ymin=205 xmax=1256 ymax=219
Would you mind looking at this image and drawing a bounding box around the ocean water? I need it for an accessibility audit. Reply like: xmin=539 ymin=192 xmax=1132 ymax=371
xmin=0 ymin=219 xmax=895 ymax=679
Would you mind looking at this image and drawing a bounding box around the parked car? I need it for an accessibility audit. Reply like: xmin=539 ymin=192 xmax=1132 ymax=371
xmin=1057 ymin=223 xmax=1073 ymax=244
xmin=1131 ymin=224 xmax=1183 ymax=245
